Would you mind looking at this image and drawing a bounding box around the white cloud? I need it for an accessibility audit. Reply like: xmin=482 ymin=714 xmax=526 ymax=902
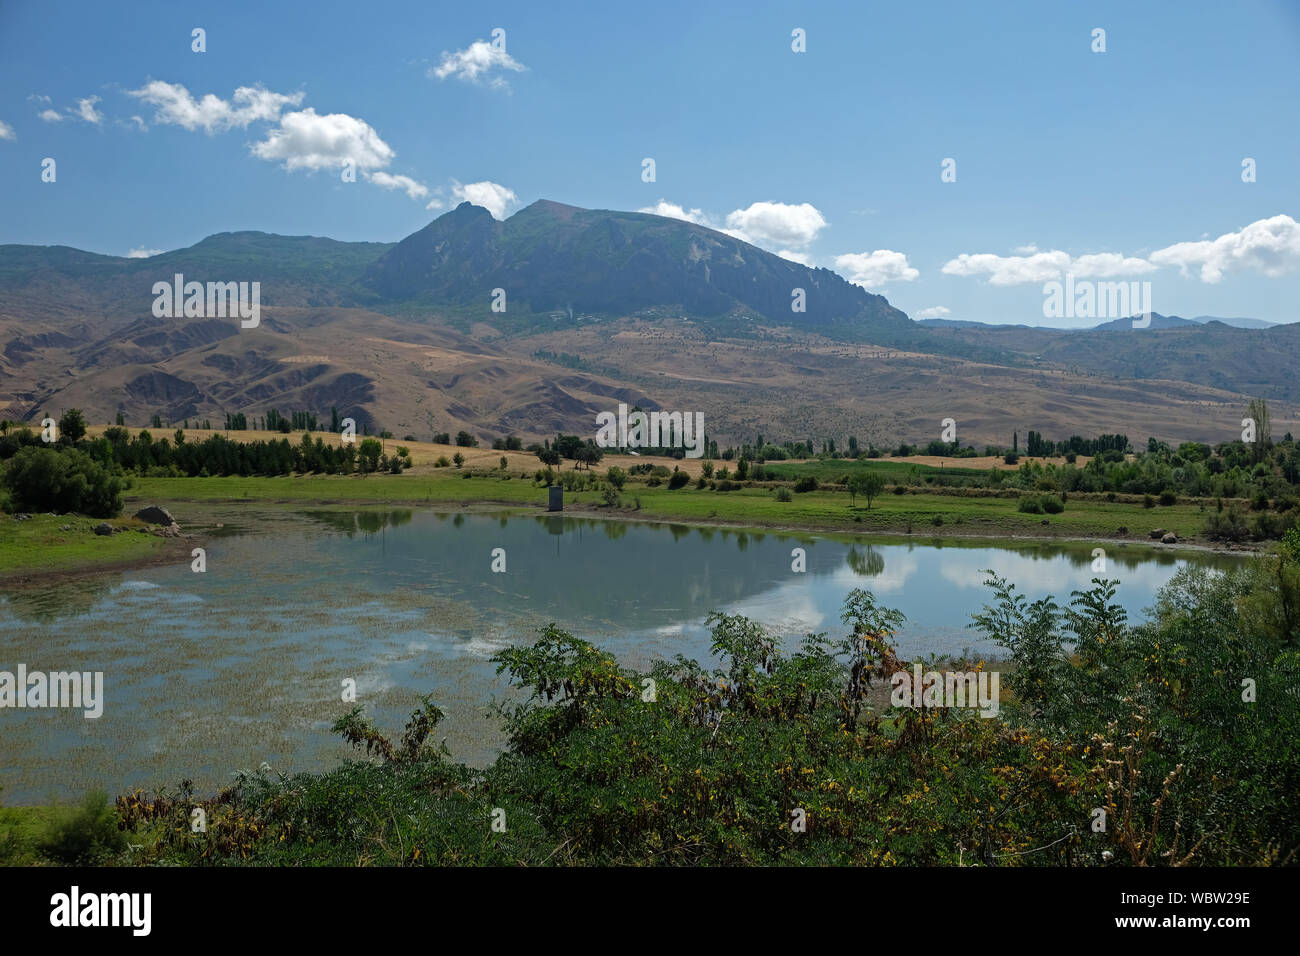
xmin=39 ymin=109 xmax=63 ymax=123
xmin=430 ymin=40 xmax=527 ymax=89
xmin=451 ymin=180 xmax=517 ymax=219
xmin=366 ymin=171 xmax=429 ymax=200
xmin=251 ymin=108 xmax=395 ymax=171
xmin=638 ymin=200 xmax=710 ymax=226
xmin=1149 ymin=214 xmax=1300 ymax=283
xmin=1070 ymin=253 xmax=1157 ymax=278
xmin=74 ymin=96 xmax=103 ymax=125
xmin=915 ymin=306 xmax=950 ymax=319
xmin=942 ymin=249 xmax=1073 ymax=286
xmin=776 ymin=249 xmax=813 ymax=265
xmin=1012 ymin=243 xmax=1039 ymax=254
xmin=127 ymin=247 xmax=164 ymax=258
xmin=425 ymin=197 xmax=446 ymax=211
xmin=833 ymin=249 xmax=919 ymax=288
xmin=0 ymin=120 xmax=13 ymax=141
xmin=129 ymin=81 xmax=303 ymax=134
xmin=724 ymin=201 xmax=828 ymax=248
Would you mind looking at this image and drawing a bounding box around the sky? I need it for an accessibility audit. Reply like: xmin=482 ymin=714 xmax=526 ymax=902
xmin=1 ymin=0 xmax=1299 ymax=326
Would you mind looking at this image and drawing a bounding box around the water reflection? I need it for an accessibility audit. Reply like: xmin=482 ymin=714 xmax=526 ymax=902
xmin=0 ymin=507 xmax=1249 ymax=803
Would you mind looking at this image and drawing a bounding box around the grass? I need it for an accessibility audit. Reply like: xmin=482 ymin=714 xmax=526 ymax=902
xmin=0 ymin=512 xmax=168 ymax=574
xmin=124 ymin=471 xmax=1218 ymax=544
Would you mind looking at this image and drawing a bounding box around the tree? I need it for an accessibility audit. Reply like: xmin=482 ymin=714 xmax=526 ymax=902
xmin=358 ymin=438 xmax=383 ymax=473
xmin=455 ymin=431 xmax=479 ymax=448
xmin=1247 ymin=397 xmax=1272 ymax=464
xmin=850 ymin=471 xmax=886 ymax=509
xmin=2 ymin=447 xmax=123 ymax=517
xmin=537 ymin=448 xmax=562 ymax=467
xmin=452 ymin=452 xmax=466 ymax=468
xmin=57 ymin=408 xmax=87 ymax=444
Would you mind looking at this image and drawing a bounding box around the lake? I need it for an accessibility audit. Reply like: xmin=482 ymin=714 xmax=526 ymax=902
xmin=0 ymin=507 xmax=1249 ymax=803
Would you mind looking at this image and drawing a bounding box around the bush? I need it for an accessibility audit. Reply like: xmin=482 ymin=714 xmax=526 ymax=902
xmin=1159 ymin=489 xmax=1178 ymax=506
xmin=1205 ymin=505 xmax=1249 ymax=542
xmin=1 ymin=446 xmax=123 ymax=517
xmin=1143 ymin=495 xmax=1156 ymax=509
xmin=435 ymin=456 xmax=450 ymax=468
xmin=1018 ymin=496 xmax=1044 ymax=514
xmin=715 ymin=480 xmax=742 ymax=492
xmin=774 ymin=486 xmax=792 ymax=502
xmin=667 ymin=471 xmax=690 ymax=490
xmin=1004 ymin=453 xmax=1019 ymax=465
xmin=793 ymin=476 xmax=818 ymax=493
xmin=1041 ymin=495 xmax=1065 ymax=514
xmin=36 ymin=790 xmax=124 ymax=865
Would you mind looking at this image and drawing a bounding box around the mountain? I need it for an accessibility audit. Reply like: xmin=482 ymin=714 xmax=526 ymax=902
xmin=362 ymin=200 xmax=912 ymax=336
xmin=1 ymin=200 xmax=1297 ymax=444
xmin=1189 ymin=315 xmax=1280 ymax=329
xmin=1089 ymin=313 xmax=1201 ymax=331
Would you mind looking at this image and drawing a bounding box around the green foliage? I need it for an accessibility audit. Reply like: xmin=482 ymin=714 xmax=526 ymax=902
xmin=36 ymin=791 xmax=125 ymax=865
xmin=2 ymin=446 xmax=123 ymax=516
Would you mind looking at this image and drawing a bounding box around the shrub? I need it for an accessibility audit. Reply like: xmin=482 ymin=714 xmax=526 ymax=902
xmin=1204 ymin=505 xmax=1249 ymax=542
xmin=1143 ymin=495 xmax=1156 ymax=509
xmin=1041 ymin=495 xmax=1065 ymax=514
xmin=774 ymin=486 xmax=792 ymax=502
xmin=793 ymin=476 xmax=818 ymax=493
xmin=1158 ymin=489 xmax=1178 ymax=506
xmin=1018 ymin=496 xmax=1044 ymax=514
xmin=1004 ymin=453 xmax=1019 ymax=465
xmin=36 ymin=790 xmax=124 ymax=865
xmin=715 ymin=480 xmax=741 ymax=492
xmin=667 ymin=471 xmax=690 ymax=490
xmin=1 ymin=446 xmax=123 ymax=517
xmin=435 ymin=456 xmax=450 ymax=468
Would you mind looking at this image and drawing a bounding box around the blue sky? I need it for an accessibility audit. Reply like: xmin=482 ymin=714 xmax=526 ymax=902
xmin=2 ymin=0 xmax=1298 ymax=325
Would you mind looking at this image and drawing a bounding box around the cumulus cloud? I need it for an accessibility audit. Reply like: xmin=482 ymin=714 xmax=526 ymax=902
xmin=39 ymin=109 xmax=63 ymax=123
xmin=776 ymin=250 xmax=813 ymax=265
xmin=1149 ymin=214 xmax=1300 ymax=283
xmin=430 ymin=40 xmax=527 ymax=89
xmin=127 ymin=247 xmax=164 ymax=258
xmin=366 ymin=171 xmax=429 ymax=200
xmin=943 ymin=217 xmax=1299 ymax=287
xmin=425 ymin=197 xmax=446 ymax=211
xmin=129 ymin=81 xmax=303 ymax=134
xmin=0 ymin=120 xmax=13 ymax=140
xmin=915 ymin=306 xmax=950 ymax=319
xmin=724 ymin=201 xmax=828 ymax=248
xmin=834 ymin=250 xmax=919 ymax=288
xmin=74 ymin=96 xmax=103 ymax=125
xmin=638 ymin=200 xmax=710 ymax=226
xmin=252 ymin=108 xmax=395 ymax=171
xmin=451 ymin=180 xmax=517 ymax=219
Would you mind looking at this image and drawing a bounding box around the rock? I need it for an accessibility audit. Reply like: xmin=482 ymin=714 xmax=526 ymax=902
xmin=134 ymin=505 xmax=176 ymax=526
xmin=94 ymin=522 xmax=114 ymax=536
xmin=1041 ymin=519 xmax=1050 ymax=525
xmin=61 ymin=524 xmax=71 ymax=531
xmin=14 ymin=513 xmax=30 ymax=521
xmin=154 ymin=523 xmax=183 ymax=538
xmin=1149 ymin=528 xmax=1167 ymax=539
xmin=1161 ymin=532 xmax=1178 ymax=544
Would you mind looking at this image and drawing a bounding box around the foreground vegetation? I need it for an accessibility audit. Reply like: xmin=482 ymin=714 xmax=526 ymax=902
xmin=4 ymin=530 xmax=1297 ymax=866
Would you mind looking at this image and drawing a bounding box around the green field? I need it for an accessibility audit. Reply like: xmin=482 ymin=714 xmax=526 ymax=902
xmin=0 ymin=513 xmax=168 ymax=575
xmin=123 ymin=471 xmax=1219 ymax=545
